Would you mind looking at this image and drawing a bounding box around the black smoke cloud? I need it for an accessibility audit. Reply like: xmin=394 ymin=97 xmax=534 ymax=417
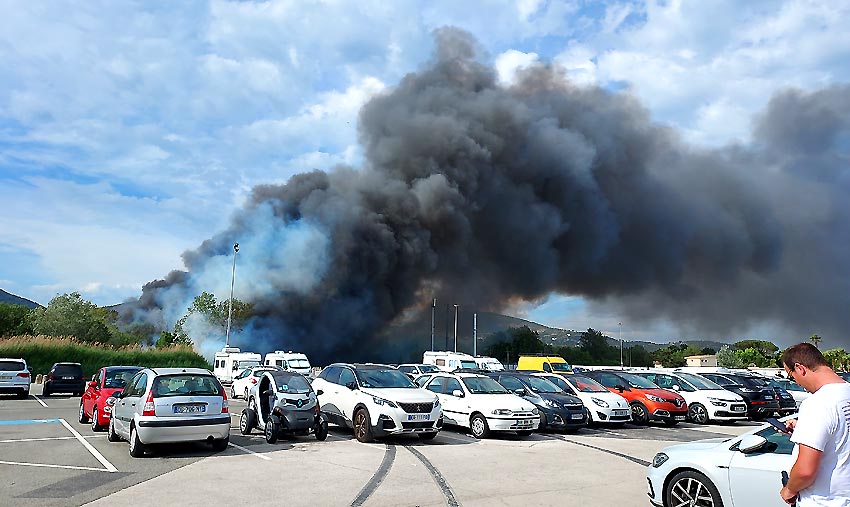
xmin=128 ymin=28 xmax=850 ymax=360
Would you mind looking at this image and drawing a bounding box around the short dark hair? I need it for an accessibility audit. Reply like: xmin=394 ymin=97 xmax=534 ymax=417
xmin=782 ymin=343 xmax=829 ymax=370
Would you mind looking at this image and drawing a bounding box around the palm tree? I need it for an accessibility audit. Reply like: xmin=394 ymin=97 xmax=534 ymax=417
xmin=810 ymin=334 xmax=823 ymax=349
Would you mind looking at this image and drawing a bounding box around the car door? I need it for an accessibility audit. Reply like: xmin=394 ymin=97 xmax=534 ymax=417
xmin=83 ymin=371 xmax=100 ymax=415
xmin=115 ymin=373 xmax=146 ymax=436
xmin=314 ymin=367 xmax=342 ymax=424
xmin=727 ymin=427 xmax=794 ymax=507
xmin=442 ymin=377 xmax=470 ymax=426
xmin=425 ymin=377 xmax=453 ymax=424
xmin=336 ymin=367 xmax=360 ymax=424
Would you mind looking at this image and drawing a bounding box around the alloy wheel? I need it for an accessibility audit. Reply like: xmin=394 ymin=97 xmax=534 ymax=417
xmin=690 ymin=404 xmax=709 ymax=424
xmin=471 ymin=417 xmax=485 ymax=437
xmin=670 ymin=476 xmax=715 ymax=507
xmin=354 ymin=412 xmax=367 ymax=439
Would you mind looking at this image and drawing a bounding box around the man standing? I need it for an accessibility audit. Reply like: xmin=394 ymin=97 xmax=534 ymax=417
xmin=780 ymin=342 xmax=850 ymax=505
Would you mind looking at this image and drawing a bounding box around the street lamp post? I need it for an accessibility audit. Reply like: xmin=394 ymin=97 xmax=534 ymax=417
xmin=430 ymin=298 xmax=436 ymax=352
xmin=453 ymin=304 xmax=459 ymax=353
xmin=225 ymin=243 xmax=239 ymax=348
xmin=473 ymin=312 xmax=478 ymax=356
xmin=619 ymin=322 xmax=623 ymax=369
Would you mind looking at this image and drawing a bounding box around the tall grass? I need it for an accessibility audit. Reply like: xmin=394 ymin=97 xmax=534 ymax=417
xmin=0 ymin=335 xmax=212 ymax=377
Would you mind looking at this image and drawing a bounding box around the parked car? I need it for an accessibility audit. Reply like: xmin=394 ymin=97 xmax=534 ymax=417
xmin=417 ymin=372 xmax=539 ymax=438
xmin=516 ymin=355 xmax=573 ymax=374
xmin=647 ymin=418 xmax=794 ymax=507
xmin=397 ymin=363 xmax=441 ymax=379
xmin=311 ymin=363 xmax=442 ymax=443
xmin=534 ymin=373 xmax=631 ymax=425
xmin=769 ymin=378 xmax=810 ymax=408
xmin=230 ymin=365 xmax=281 ymax=399
xmin=632 ymin=370 xmax=747 ymax=424
xmin=0 ymin=358 xmax=31 ymax=398
xmin=79 ymin=366 xmax=143 ymax=431
xmin=766 ymin=380 xmax=798 ymax=416
xmin=240 ymin=370 xmax=328 ymax=443
xmin=485 ymin=371 xmax=586 ymax=432
xmin=698 ymin=372 xmax=781 ymax=419
xmin=263 ymin=351 xmax=312 ymax=376
xmin=108 ymin=368 xmax=230 ymax=457
xmin=582 ymin=370 xmax=687 ymax=426
xmin=473 ymin=356 xmax=505 ymax=371
xmin=43 ymin=362 xmax=85 ymax=396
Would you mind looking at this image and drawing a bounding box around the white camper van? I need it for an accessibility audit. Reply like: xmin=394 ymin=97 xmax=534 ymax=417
xmin=422 ymin=351 xmax=478 ymax=372
xmin=474 ymin=356 xmax=505 ymax=371
xmin=264 ymin=351 xmax=312 ymax=376
xmin=213 ymin=347 xmax=262 ymax=384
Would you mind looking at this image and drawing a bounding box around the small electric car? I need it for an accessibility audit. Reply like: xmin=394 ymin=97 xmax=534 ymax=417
xmin=240 ymin=370 xmax=328 ymax=444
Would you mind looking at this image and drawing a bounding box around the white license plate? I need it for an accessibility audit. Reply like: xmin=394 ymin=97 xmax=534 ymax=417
xmin=0 ymin=375 xmax=11 ymax=380
xmin=674 ymin=415 xmax=686 ymax=421
xmin=764 ymin=396 xmax=773 ymax=400
xmin=174 ymin=405 xmax=206 ymax=414
xmin=62 ymin=376 xmax=75 ymax=380
xmin=517 ymin=419 xmax=533 ymax=427
xmin=732 ymin=406 xmax=746 ymax=411
xmin=407 ymin=414 xmax=430 ymax=421
xmin=613 ymin=410 xmax=629 ymax=416
xmin=571 ymin=413 xmax=584 ymax=420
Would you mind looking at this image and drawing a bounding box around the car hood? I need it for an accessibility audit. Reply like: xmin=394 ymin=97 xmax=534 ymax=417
xmin=640 ymin=388 xmax=685 ymax=401
xmin=469 ymin=393 xmax=538 ymax=412
xmin=662 ymin=437 xmax=730 ymax=455
xmin=578 ymin=391 xmax=629 ymax=408
xmin=539 ymin=392 xmax=582 ymax=405
xmin=361 ymin=387 xmax=437 ymax=403
xmin=700 ymin=390 xmax=744 ymax=402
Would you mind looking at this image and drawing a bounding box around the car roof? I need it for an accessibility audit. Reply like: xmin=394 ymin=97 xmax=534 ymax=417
xmin=0 ymin=357 xmax=26 ymax=361
xmin=53 ymin=362 xmax=81 ymax=366
xmin=326 ymin=363 xmax=396 ymax=370
xmin=147 ymin=367 xmax=213 ymax=376
xmin=103 ymin=365 xmax=143 ymax=370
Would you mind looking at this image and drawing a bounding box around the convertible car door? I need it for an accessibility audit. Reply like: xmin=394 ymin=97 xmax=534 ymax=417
xmin=727 ymin=427 xmax=794 ymax=507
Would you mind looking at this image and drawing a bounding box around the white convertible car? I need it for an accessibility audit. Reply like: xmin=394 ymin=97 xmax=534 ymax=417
xmin=647 ymin=418 xmax=793 ymax=507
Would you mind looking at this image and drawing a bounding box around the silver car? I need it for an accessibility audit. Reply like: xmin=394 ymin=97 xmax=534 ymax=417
xmin=108 ymin=367 xmax=231 ymax=457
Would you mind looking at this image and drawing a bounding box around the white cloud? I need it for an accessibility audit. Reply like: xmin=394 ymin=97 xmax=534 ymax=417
xmin=495 ymin=49 xmax=540 ymax=85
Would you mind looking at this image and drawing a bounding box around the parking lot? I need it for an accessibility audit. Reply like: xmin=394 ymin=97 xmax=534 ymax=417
xmin=1 ymin=385 xmax=759 ymax=507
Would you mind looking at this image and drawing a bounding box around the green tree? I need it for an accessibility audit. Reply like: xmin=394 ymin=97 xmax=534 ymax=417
xmin=733 ymin=339 xmax=779 ymax=357
xmin=29 ymin=292 xmax=112 ymax=343
xmin=823 ymin=348 xmax=850 ymax=372
xmin=716 ymin=345 xmax=744 ymax=368
xmin=173 ymin=292 xmax=254 ymax=345
xmin=484 ymin=326 xmax=551 ymax=365
xmin=810 ymin=334 xmax=823 ymax=349
xmin=0 ymin=302 xmax=35 ymax=336
xmin=626 ymin=345 xmax=653 ymax=367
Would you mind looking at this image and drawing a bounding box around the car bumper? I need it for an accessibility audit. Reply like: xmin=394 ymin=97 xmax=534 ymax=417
xmin=647 ymin=467 xmax=666 ymax=506
xmin=45 ymin=381 xmax=85 ymax=393
xmin=487 ymin=416 xmax=538 ymax=432
xmin=371 ymin=408 xmax=443 ymax=436
xmin=591 ymin=407 xmax=631 ymax=423
xmin=541 ymin=407 xmax=586 ymax=428
xmin=0 ymin=383 xmax=29 ymax=394
xmin=136 ymin=416 xmax=231 ymax=443
xmin=649 ymin=409 xmax=688 ymax=422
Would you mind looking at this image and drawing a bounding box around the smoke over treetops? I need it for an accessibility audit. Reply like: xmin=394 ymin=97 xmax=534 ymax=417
xmin=123 ymin=28 xmax=850 ymax=361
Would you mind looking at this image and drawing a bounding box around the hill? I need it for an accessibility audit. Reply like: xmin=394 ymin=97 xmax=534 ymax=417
xmin=0 ymin=289 xmax=40 ymax=309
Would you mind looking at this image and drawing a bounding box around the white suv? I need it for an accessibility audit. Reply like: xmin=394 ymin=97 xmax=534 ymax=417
xmin=0 ymin=358 xmax=31 ymax=398
xmin=311 ymin=363 xmax=442 ymax=443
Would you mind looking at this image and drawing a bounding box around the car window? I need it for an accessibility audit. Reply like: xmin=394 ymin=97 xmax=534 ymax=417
xmin=427 ymin=377 xmax=446 ymax=394
xmin=274 ymin=374 xmax=311 ymax=394
xmin=593 ymin=372 xmax=624 ymax=389
xmin=420 ymin=365 xmax=440 ymax=373
xmin=550 ymin=362 xmax=573 ymax=373
xmin=128 ymin=373 xmax=148 ymax=397
xmin=0 ymin=360 xmax=25 ymax=371
xmin=356 ymin=368 xmax=415 ymax=388
xmin=321 ymin=366 xmax=341 ymax=384
xmin=567 ymin=375 xmax=609 ymax=393
xmin=752 ymin=427 xmax=795 ymax=455
xmin=498 ymin=375 xmax=526 ymax=392
xmin=462 ymin=376 xmax=509 ymax=394
xmin=677 ymin=373 xmax=723 ymax=390
xmin=55 ymin=364 xmax=82 ymax=376
xmin=415 ymin=375 xmax=432 ymax=387
xmin=523 ymin=375 xmax=562 ymax=393
xmin=152 ymin=374 xmax=221 ymax=397
xmin=444 ymin=377 xmax=463 ymax=393
xmin=253 ymin=369 xmax=274 ymax=377
xmin=399 ymin=366 xmax=414 ymax=374
xmin=104 ymin=368 xmax=141 ymax=389
xmin=339 ymin=368 xmax=356 ymax=387
xmin=703 ymin=374 xmax=737 ymax=387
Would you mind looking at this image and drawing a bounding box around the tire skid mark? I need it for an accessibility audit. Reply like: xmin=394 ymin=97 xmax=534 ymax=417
xmin=350 ymin=443 xmax=396 ymax=506
xmin=554 ymin=435 xmax=651 ymax=467
xmin=405 ymin=445 xmax=461 ymax=507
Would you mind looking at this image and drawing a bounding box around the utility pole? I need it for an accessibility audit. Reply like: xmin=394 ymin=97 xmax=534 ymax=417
xmin=430 ymin=298 xmax=436 ymax=352
xmin=453 ymin=304 xmax=459 ymax=353
xmin=473 ymin=312 xmax=478 ymax=356
xmin=445 ymin=304 xmax=449 ymax=350
xmin=225 ymin=243 xmax=239 ymax=348
xmin=619 ymin=322 xmax=623 ymax=370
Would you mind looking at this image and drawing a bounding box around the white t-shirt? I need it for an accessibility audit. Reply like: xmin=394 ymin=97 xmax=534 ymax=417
xmin=791 ymin=382 xmax=850 ymax=506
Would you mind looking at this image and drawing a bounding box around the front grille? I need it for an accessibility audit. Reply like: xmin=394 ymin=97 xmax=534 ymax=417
xmin=565 ymin=405 xmax=583 ymax=411
xmin=401 ymin=421 xmax=434 ymax=429
xmin=399 ymin=402 xmax=434 ymax=414
xmin=512 ymin=411 xmax=535 ymax=418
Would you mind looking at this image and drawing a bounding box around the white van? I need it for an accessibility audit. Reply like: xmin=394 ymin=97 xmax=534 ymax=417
xmin=213 ymin=347 xmax=262 ymax=384
xmin=422 ymin=351 xmax=478 ymax=372
xmin=264 ymin=351 xmax=312 ymax=376
xmin=474 ymin=356 xmax=505 ymax=371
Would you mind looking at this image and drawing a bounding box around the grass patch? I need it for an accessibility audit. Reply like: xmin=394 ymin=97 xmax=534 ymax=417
xmin=0 ymin=335 xmax=212 ymax=376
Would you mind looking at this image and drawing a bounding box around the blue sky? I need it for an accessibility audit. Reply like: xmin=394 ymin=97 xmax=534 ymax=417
xmin=2 ymin=0 xmax=849 ymax=342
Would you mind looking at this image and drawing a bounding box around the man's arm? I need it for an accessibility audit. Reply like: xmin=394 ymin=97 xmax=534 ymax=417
xmin=782 ymin=444 xmax=823 ymax=500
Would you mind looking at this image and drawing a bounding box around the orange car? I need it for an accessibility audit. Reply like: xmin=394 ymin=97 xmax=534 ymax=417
xmin=583 ymin=370 xmax=687 ymax=425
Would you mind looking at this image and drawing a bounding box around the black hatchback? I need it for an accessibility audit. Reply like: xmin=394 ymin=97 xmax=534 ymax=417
xmin=700 ymin=372 xmax=780 ymax=419
xmin=486 ymin=372 xmax=586 ymax=431
xmin=43 ymin=362 xmax=85 ymax=396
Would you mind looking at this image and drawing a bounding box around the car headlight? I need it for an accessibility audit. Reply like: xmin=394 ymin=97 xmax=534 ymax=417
xmin=591 ymin=397 xmax=609 ymax=408
xmin=543 ymin=399 xmax=559 ymax=408
xmin=532 ymin=408 xmax=539 ymax=415
xmin=708 ymin=397 xmax=727 ymax=407
xmin=645 ymin=394 xmax=665 ymax=403
xmin=105 ymin=397 xmax=117 ymax=406
xmin=371 ymin=396 xmax=398 ymax=408
xmin=651 ymin=453 xmax=669 ymax=468
xmin=492 ymin=409 xmax=512 ymax=415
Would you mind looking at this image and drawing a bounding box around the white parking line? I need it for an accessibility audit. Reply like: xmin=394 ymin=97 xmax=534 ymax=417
xmin=0 ymin=435 xmax=105 ymax=444
xmin=228 ymin=442 xmax=272 ymax=460
xmin=59 ymin=419 xmax=118 ymax=472
xmin=32 ymin=395 xmax=48 ymax=408
xmin=0 ymin=460 xmax=111 ymax=472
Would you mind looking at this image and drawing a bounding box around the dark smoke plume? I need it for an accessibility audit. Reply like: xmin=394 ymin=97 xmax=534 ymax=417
xmin=126 ymin=28 xmax=850 ymax=360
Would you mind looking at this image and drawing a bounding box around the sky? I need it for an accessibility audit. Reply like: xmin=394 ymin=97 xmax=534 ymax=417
xmin=2 ymin=0 xmax=849 ymax=345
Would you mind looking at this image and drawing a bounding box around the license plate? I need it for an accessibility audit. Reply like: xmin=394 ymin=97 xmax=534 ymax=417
xmin=0 ymin=375 xmax=11 ymax=380
xmin=674 ymin=415 xmax=686 ymax=421
xmin=517 ymin=419 xmax=533 ymax=427
xmin=407 ymin=414 xmax=430 ymax=421
xmin=173 ymin=404 xmax=206 ymax=414
xmin=613 ymin=410 xmax=629 ymax=416
xmin=63 ymin=376 xmax=75 ymax=380
xmin=732 ymin=406 xmax=745 ymax=411
xmin=571 ymin=413 xmax=584 ymax=420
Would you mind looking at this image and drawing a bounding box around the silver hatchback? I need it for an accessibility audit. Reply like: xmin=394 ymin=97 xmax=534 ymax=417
xmin=108 ymin=367 xmax=231 ymax=457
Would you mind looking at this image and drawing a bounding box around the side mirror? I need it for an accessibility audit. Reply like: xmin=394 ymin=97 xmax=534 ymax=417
xmin=672 ymin=385 xmax=681 ymax=391
xmin=345 ymin=381 xmax=358 ymax=390
xmin=452 ymin=389 xmax=464 ymax=398
xmin=615 ymin=385 xmax=625 ymax=393
xmin=88 ymin=381 xmax=98 ymax=389
xmin=513 ymin=388 xmax=527 ymax=396
xmin=738 ymin=434 xmax=768 ymax=454
xmin=110 ymin=390 xmax=122 ymax=398
xmin=316 ymin=389 xmax=324 ymax=396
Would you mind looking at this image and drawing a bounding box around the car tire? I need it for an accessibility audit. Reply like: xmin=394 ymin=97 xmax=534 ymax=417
xmin=665 ymin=470 xmax=724 ymax=507
xmin=353 ymin=408 xmax=373 ymax=443
xmin=516 ymin=430 xmax=534 ymax=437
xmin=418 ymin=431 xmax=438 ymax=441
xmin=470 ymin=413 xmax=490 ymax=439
xmin=79 ymin=403 xmax=90 ymax=424
xmin=265 ymin=420 xmax=279 ymax=444
xmin=212 ymin=435 xmax=229 ymax=452
xmin=630 ymin=402 xmax=650 ymax=425
xmin=230 ymin=386 xmax=236 ymax=399
xmin=91 ymin=407 xmax=102 ymax=432
xmin=315 ymin=419 xmax=329 ymax=441
xmin=107 ymin=417 xmax=121 ymax=442
xmin=42 ymin=386 xmax=50 ymax=397
xmin=689 ymin=403 xmax=709 ymax=424
xmin=538 ymin=412 xmax=547 ymax=432
xmin=129 ymin=425 xmax=146 ymax=458
xmin=240 ymin=409 xmax=256 ymax=435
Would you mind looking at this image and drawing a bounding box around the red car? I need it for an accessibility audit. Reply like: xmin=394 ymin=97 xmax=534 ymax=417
xmin=79 ymin=366 xmax=142 ymax=431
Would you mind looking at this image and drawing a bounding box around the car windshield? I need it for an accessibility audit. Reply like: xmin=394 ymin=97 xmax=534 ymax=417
xmin=274 ymin=374 xmax=311 ymax=394
xmin=104 ymin=368 xmax=141 ymax=388
xmin=0 ymin=360 xmax=25 ymax=371
xmin=152 ymin=374 xmax=222 ymax=397
xmin=462 ymin=376 xmax=509 ymax=394
xmin=550 ymin=362 xmax=573 ymax=372
xmin=253 ymin=369 xmax=276 ymax=377
xmin=735 ymin=376 xmax=768 ymax=388
xmin=676 ymin=373 xmax=722 ymax=390
xmin=356 ymin=368 xmax=415 ymax=388
xmin=419 ymin=365 xmax=440 ymax=373
xmin=617 ymin=372 xmax=660 ymax=389
xmin=523 ymin=375 xmax=563 ymax=393
xmin=566 ymin=375 xmax=609 ymax=393
xmin=288 ymin=359 xmax=310 ymax=368
xmin=460 ymin=360 xmax=477 ymax=369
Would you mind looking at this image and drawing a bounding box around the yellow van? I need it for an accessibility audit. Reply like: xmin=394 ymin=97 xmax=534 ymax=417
xmin=517 ymin=355 xmax=573 ymax=374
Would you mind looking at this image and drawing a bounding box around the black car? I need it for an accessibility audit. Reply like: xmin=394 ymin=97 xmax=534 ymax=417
xmin=700 ymin=372 xmax=780 ymax=419
xmin=43 ymin=362 xmax=85 ymax=396
xmin=486 ymin=372 xmax=586 ymax=432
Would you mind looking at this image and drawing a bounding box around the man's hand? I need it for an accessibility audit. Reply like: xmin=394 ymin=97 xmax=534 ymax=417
xmin=780 ymin=486 xmax=798 ymax=504
xmin=785 ymin=418 xmax=797 ymax=433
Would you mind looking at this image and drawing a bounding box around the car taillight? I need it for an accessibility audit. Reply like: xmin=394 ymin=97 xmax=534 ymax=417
xmin=142 ymin=390 xmax=156 ymax=416
xmin=17 ymin=372 xmax=30 ymax=378
xmin=250 ymin=378 xmax=257 ymax=384
xmin=221 ymin=388 xmax=229 ymax=414
xmin=48 ymin=373 xmax=55 ymax=381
